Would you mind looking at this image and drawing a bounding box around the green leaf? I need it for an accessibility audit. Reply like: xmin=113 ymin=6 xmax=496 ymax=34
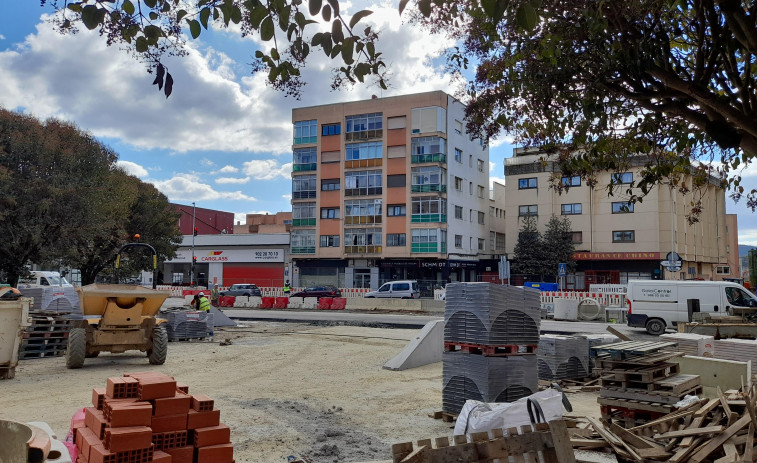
xmin=176 ymin=9 xmax=188 ymax=22
xmin=481 ymin=0 xmax=507 ymax=22
xmin=149 ymin=11 xmax=159 ymax=20
xmin=366 ymin=42 xmax=375 ymax=57
xmin=136 ymin=36 xmax=148 ymax=52
xmin=311 ymin=32 xmax=323 ymax=46
xmin=398 ymin=0 xmax=410 ymax=15
xmin=309 ymin=0 xmax=321 ymax=16
xmin=200 ymin=7 xmax=211 ymax=28
xmin=67 ymin=3 xmax=83 ymax=13
xmin=271 ymin=48 xmax=280 ymax=60
xmin=188 ymin=19 xmax=201 ymax=39
xmin=516 ymin=4 xmax=538 ymax=31
xmin=341 ymin=37 xmax=354 ymax=64
xmin=349 ymin=10 xmax=372 ymax=29
xmin=231 ymin=5 xmax=242 ymax=24
xmin=261 ymin=16 xmax=275 ymax=40
xmin=143 ymin=0 xmax=157 ymax=8
xmin=249 ymin=5 xmax=267 ymax=28
xmin=326 ymin=0 xmax=339 ymax=16
xmin=81 ymin=5 xmax=102 ymax=30
xmin=417 ymin=0 xmax=431 ymax=16
xmin=278 ymin=6 xmax=291 ymax=30
xmin=331 ymin=18 xmax=343 ymax=42
xmin=268 ymin=66 xmax=280 ymax=82
xmin=322 ymin=4 xmax=331 ymax=21
xmin=122 ymin=0 xmax=135 ymax=15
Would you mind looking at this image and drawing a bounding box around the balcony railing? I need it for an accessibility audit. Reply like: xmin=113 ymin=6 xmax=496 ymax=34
xmin=345 ymin=159 xmax=382 ymax=169
xmin=411 ymin=153 xmax=446 ymax=164
xmin=345 ymin=129 xmax=382 ymax=142
xmin=411 ymin=243 xmax=447 ymax=253
xmin=291 ymin=246 xmax=316 ymax=254
xmin=344 ymin=245 xmax=382 ymax=254
xmin=293 ymin=163 xmax=317 ymax=172
xmin=411 ymin=214 xmax=447 ymax=223
xmin=344 ymin=216 xmax=382 ymax=225
xmin=292 ymin=218 xmax=316 ymax=227
xmin=411 ymin=184 xmax=447 ymax=193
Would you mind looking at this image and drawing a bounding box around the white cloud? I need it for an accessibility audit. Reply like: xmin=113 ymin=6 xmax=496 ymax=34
xmin=215 ymin=177 xmax=250 ymax=184
xmin=200 ymin=158 xmax=215 ymax=167
xmin=0 ymin=35 xmax=5 ymax=40
xmin=490 ymin=177 xmax=506 ymax=189
xmin=151 ymin=174 xmax=257 ymax=202
xmin=217 ymin=165 xmax=239 ymax=174
xmin=282 ymin=194 xmax=292 ymax=200
xmin=242 ymin=159 xmax=292 ymax=180
xmin=116 ymin=160 xmax=149 ymax=178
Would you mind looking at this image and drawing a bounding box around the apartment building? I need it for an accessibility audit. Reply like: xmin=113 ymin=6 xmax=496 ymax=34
xmin=290 ymin=91 xmax=495 ymax=291
xmin=503 ymin=148 xmax=739 ymax=288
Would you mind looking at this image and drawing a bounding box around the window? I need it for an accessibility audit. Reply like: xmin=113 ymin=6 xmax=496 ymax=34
xmin=477 ymin=159 xmax=485 ymax=172
xmin=411 ymin=136 xmax=446 ymax=163
xmin=454 ymin=148 xmax=462 ymax=163
xmin=387 ymin=174 xmax=406 ymax=188
xmin=387 ymin=204 xmax=406 ymax=217
xmin=292 ymin=202 xmax=316 ymax=226
xmin=454 ymin=206 xmax=463 ymax=220
xmin=519 ymin=205 xmax=538 ymax=216
xmin=716 ymin=265 xmax=731 ymax=274
xmin=320 ymin=207 xmax=340 ymax=219
xmin=411 ymin=228 xmax=447 ymax=253
xmin=345 ymin=113 xmax=383 ymax=141
xmin=455 ymin=235 xmax=463 ymax=248
xmin=291 ymin=229 xmax=316 ymax=254
xmin=411 ymin=106 xmax=446 ymax=134
xmin=345 ymin=141 xmax=383 ymax=161
xmin=345 ymin=170 xmax=382 ymax=196
xmin=469 ymin=155 xmax=473 ymax=168
xmin=292 ymin=175 xmax=316 ymax=199
xmin=321 ymin=123 xmax=341 ymax=136
xmin=561 ymin=176 xmax=581 ymax=187
xmin=495 ymin=233 xmax=506 ymax=251
xmin=293 ymin=120 xmax=317 ymax=144
xmin=612 ymin=230 xmax=635 ymax=243
xmin=612 ymin=172 xmax=633 ymax=184
xmin=411 ymin=196 xmax=447 ymax=223
xmin=344 ymin=228 xmax=382 ymax=253
xmin=469 ymin=182 xmax=473 ymax=195
xmin=477 ymin=185 xmax=485 ymax=198
xmin=320 ymin=235 xmax=340 ymax=247
xmin=454 ymin=177 xmax=463 ymax=191
xmin=478 ymin=238 xmax=485 ymax=251
xmin=454 ymin=120 xmax=462 ymax=135
xmin=411 ymin=166 xmax=446 ymax=192
xmin=571 ymin=231 xmax=583 ymax=244
xmin=345 ymin=199 xmax=382 ymax=224
xmin=519 ymin=177 xmax=537 ymax=189
xmin=561 ymin=203 xmax=582 ymax=215
xmin=293 ymin=147 xmax=317 ymax=172
xmin=477 ymin=211 xmax=485 ymax=224
xmin=321 ymin=179 xmax=340 ymax=191
xmin=387 ymin=233 xmax=406 ymax=246
xmin=612 ymin=201 xmax=634 ymax=213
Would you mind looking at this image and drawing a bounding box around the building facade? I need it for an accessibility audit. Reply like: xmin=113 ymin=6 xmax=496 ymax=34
xmin=503 ymin=148 xmax=739 ymax=288
xmin=234 ymin=212 xmax=292 ymax=234
xmin=290 ymin=91 xmax=496 ymax=293
xmin=174 ymin=203 xmax=235 ymax=235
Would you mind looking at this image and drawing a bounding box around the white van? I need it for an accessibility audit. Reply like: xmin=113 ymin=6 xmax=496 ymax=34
xmin=626 ymin=280 xmax=757 ymax=335
xmin=17 ymin=271 xmax=73 ymax=288
xmin=364 ymin=280 xmax=420 ymax=299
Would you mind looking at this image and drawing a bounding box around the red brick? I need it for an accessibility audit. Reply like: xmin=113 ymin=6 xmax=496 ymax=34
xmin=153 ymin=392 xmax=191 ymax=416
xmin=138 ymin=377 xmax=178 ymax=400
xmin=165 ymin=446 xmax=193 ymax=463
xmin=108 ymin=402 xmax=153 ymax=428
xmin=77 ymin=427 xmax=102 ymax=462
xmin=102 ymin=398 xmax=138 ymax=419
xmin=104 ymin=426 xmax=152 ymax=452
xmin=85 ymin=408 xmax=107 ymax=439
xmin=193 ymin=424 xmax=231 ymax=448
xmin=123 ymin=371 xmax=174 ymax=381
xmin=186 ymin=409 xmax=220 ymax=430
xmin=176 ymin=382 xmax=189 ymax=394
xmin=152 ymin=430 xmax=188 ymax=450
xmin=190 ymin=395 xmax=214 ymax=412
xmin=105 ymin=377 xmax=138 ymax=399
xmin=152 ymin=450 xmax=172 ymax=463
xmin=92 ymin=388 xmax=106 ymax=410
xmin=196 ymin=443 xmax=234 ymax=463
xmin=151 ymin=413 xmax=188 ymax=433
xmin=88 ymin=444 xmax=116 ymax=463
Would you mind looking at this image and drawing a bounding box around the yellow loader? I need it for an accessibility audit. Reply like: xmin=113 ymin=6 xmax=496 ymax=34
xmin=66 ymin=243 xmax=170 ymax=369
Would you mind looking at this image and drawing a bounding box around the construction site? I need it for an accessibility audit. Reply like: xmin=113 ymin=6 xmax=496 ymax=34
xmin=3 ymin=281 xmax=757 ymax=463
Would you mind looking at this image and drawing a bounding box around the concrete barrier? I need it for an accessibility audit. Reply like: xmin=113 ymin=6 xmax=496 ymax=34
xmin=672 ymin=355 xmax=751 ymax=391
xmin=348 ymin=298 xmax=444 ymax=313
xmin=383 ymin=320 xmax=444 ymax=370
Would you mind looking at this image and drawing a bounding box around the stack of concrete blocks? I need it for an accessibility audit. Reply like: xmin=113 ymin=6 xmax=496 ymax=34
xmin=661 ymin=333 xmax=715 ymax=357
xmin=537 ymin=335 xmax=590 ymax=380
xmin=442 ymin=283 xmax=540 ymax=415
xmin=301 ymin=297 xmax=318 ymax=309
xmin=77 ymin=372 xmax=233 ymax=463
xmin=165 ymin=312 xmax=214 ymax=341
xmin=19 ymin=286 xmax=81 ymax=314
xmin=713 ymin=338 xmax=757 ymax=370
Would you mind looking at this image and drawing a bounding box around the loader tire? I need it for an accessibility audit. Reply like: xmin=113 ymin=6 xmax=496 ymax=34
xmin=66 ymin=328 xmax=87 ymax=369
xmin=148 ymin=326 xmax=168 ymax=365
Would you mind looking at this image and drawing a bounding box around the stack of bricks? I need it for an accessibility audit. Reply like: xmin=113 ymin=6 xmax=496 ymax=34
xmin=74 ymin=372 xmax=234 ymax=463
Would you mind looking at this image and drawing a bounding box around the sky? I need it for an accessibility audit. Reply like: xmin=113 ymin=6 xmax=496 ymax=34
xmin=1 ymin=2 xmax=756 ymax=245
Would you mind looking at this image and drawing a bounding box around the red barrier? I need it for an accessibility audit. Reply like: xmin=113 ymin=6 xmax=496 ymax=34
xmin=260 ymin=297 xmax=275 ymax=309
xmin=219 ymin=296 xmax=235 ymax=307
xmin=274 ymin=297 xmax=289 ymax=309
xmin=329 ymin=298 xmax=346 ymax=310
xmin=317 ymin=297 xmax=334 ymax=309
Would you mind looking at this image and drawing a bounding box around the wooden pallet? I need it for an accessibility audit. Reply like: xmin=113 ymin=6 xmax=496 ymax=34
xmin=596 ymin=362 xmax=680 ymax=382
xmin=599 ymin=373 xmax=701 ymax=394
xmin=591 ymin=341 xmax=678 ymax=360
xmin=594 ymin=350 xmax=683 ymax=369
xmin=598 ymin=396 xmax=675 ymax=414
xmin=392 ymin=420 xmax=575 ymax=463
xmin=443 ymin=342 xmax=537 ymax=356
xmin=600 ymin=385 xmax=704 ymax=405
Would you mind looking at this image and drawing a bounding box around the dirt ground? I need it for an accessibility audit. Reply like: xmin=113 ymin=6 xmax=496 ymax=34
xmin=1 ymin=315 xmax=603 ymax=463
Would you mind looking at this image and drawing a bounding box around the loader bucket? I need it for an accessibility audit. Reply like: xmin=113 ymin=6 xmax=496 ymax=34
xmin=75 ymin=284 xmax=170 ymax=317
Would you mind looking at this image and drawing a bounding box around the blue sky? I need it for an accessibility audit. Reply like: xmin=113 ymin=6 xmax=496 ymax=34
xmin=1 ymin=2 xmax=756 ymax=244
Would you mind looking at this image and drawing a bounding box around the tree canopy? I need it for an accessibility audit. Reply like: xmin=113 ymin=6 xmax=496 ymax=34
xmin=0 ymin=108 xmax=182 ymax=286
xmin=512 ymin=214 xmax=575 ymax=280
xmin=42 ymin=0 xmax=756 ymax=212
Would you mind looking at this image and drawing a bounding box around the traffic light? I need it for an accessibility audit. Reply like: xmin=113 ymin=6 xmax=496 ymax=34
xmin=192 ymin=256 xmax=197 ymax=264
xmin=193 ymin=227 xmax=198 ymax=236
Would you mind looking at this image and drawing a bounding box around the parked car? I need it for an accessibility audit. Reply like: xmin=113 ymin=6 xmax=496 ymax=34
xmin=364 ymin=280 xmax=420 ymax=299
xmin=290 ymin=285 xmax=341 ymax=299
xmin=220 ymin=284 xmax=262 ymax=297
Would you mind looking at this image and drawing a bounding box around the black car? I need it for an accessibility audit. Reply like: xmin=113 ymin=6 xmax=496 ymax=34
xmin=290 ymin=285 xmax=341 ymax=298
xmin=220 ymin=284 xmax=262 ymax=297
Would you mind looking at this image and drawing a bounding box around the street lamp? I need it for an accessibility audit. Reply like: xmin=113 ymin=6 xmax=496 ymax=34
xmin=191 ymin=202 xmax=196 ymax=286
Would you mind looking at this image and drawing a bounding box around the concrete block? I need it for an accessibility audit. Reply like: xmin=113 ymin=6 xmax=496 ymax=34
xmin=249 ymin=296 xmax=262 ymax=308
xmin=301 ymin=297 xmax=318 ymax=309
xmin=287 ymin=297 xmax=303 ymax=309
xmin=232 ymin=297 xmax=247 ymax=308
xmin=383 ymin=320 xmax=444 ymax=371
xmin=672 ymin=355 xmax=751 ymax=391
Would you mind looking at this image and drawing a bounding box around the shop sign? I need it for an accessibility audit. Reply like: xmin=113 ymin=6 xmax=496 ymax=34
xmin=573 ymin=252 xmax=661 ymax=261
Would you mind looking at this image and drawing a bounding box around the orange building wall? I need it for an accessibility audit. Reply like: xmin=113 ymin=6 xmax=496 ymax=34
xmin=387 ymin=128 xmax=406 ymax=147
xmin=387 ymin=158 xmax=407 ymax=175
xmin=321 ymin=135 xmax=341 ymax=152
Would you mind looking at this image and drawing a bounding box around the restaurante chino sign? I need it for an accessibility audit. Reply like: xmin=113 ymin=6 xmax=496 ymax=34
xmin=573 ymin=252 xmax=661 ymax=260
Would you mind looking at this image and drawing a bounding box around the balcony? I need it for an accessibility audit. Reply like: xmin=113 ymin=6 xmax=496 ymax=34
xmin=411 ymin=184 xmax=447 ymax=193
xmin=411 ymin=153 xmax=446 ymax=164
xmin=411 ymin=214 xmax=447 ymax=223
xmin=293 ymin=163 xmax=317 ymax=172
xmin=344 ymin=245 xmax=382 ymax=254
xmin=291 ymin=246 xmax=316 ymax=254
xmin=345 ymin=129 xmax=382 ymax=142
xmin=344 ymin=216 xmax=382 ymax=225
xmin=411 ymin=243 xmax=447 ymax=253
xmin=292 ymin=218 xmax=316 ymax=227
xmin=345 ymin=159 xmax=382 ymax=169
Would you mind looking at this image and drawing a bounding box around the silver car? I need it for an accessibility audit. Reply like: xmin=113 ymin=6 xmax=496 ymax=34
xmin=364 ymin=280 xmax=420 ymax=299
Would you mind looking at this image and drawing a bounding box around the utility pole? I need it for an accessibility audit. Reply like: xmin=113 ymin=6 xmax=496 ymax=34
xmin=191 ymin=202 xmax=196 ymax=286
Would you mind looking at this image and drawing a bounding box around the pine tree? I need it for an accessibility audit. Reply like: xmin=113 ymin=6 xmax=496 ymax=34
xmin=542 ymin=215 xmax=576 ymax=280
xmin=512 ymin=216 xmax=544 ymax=279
